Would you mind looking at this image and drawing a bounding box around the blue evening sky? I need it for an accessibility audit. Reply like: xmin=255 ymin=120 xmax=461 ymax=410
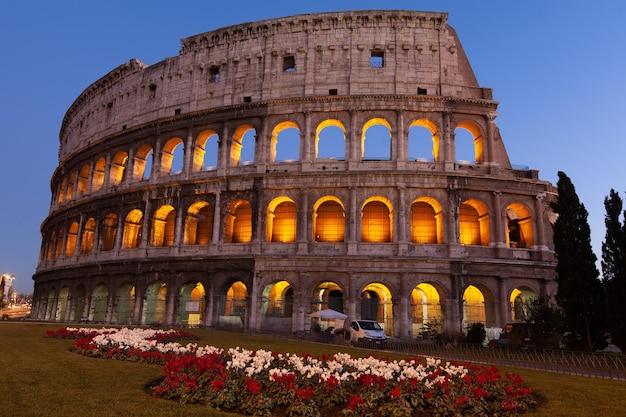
xmin=1 ymin=1 xmax=625 ymax=294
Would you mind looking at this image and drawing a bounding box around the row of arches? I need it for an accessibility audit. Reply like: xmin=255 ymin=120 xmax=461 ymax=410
xmin=55 ymin=116 xmax=487 ymax=205
xmin=42 ymin=194 xmax=536 ymax=261
xmin=33 ymin=277 xmax=537 ymax=336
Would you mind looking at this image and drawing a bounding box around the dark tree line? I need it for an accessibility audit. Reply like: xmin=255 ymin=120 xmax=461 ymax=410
xmin=546 ymin=171 xmax=626 ymax=351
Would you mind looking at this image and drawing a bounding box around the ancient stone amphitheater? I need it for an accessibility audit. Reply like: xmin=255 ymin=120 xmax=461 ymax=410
xmin=33 ymin=10 xmax=557 ymax=339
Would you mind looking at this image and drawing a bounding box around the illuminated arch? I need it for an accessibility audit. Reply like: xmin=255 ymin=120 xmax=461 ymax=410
xmin=410 ymin=196 xmax=443 ymax=244
xmin=81 ymin=217 xmax=96 ymax=253
xmin=361 ymin=196 xmax=393 ymax=243
xmin=316 ymin=119 xmax=346 ymax=160
xmin=261 ymin=280 xmax=293 ymax=318
xmin=455 ymin=121 xmax=484 ymax=164
xmin=132 ymin=144 xmax=154 ymax=181
xmin=231 ymin=124 xmax=255 ymax=166
xmin=77 ymin=164 xmax=90 ymax=197
xmin=361 ymin=283 xmax=393 ymax=334
xmin=459 ymin=199 xmax=491 ymax=246
xmin=122 ymin=209 xmax=143 ymax=248
xmin=65 ymin=221 xmax=79 ymax=256
xmin=92 ymin=157 xmax=106 ymax=192
xmin=178 ymin=281 xmax=205 ymax=327
xmin=54 ymin=227 xmax=65 ymax=258
xmin=362 ymin=118 xmax=392 ymax=160
xmin=142 ymin=280 xmax=167 ymax=325
xmin=463 ymin=284 xmax=496 ymax=328
xmin=151 ymin=205 xmax=176 ymax=247
xmin=194 ymin=129 xmax=219 ymax=172
xmin=411 ymin=283 xmax=444 ymax=336
xmin=115 ymin=282 xmax=135 ymax=325
xmin=161 ymin=137 xmax=184 ymax=175
xmin=505 ymin=202 xmax=534 ymax=248
xmin=408 ymin=119 xmax=440 ymax=162
xmin=312 ymin=281 xmax=344 ymax=313
xmin=267 ymin=196 xmax=296 ymax=242
xmin=224 ymin=199 xmax=252 ymax=243
xmin=184 ymin=201 xmax=213 ymax=245
xmin=57 ymin=178 xmax=67 ymax=204
xmin=219 ymin=281 xmax=248 ymax=328
xmin=65 ymin=171 xmax=76 ymax=201
xmin=110 ymin=151 xmax=128 ymax=186
xmin=313 ymin=196 xmax=345 ymax=242
xmin=509 ymin=286 xmax=537 ymax=322
xmin=100 ymin=213 xmax=118 ymax=251
xmin=271 ymin=121 xmax=301 ymax=162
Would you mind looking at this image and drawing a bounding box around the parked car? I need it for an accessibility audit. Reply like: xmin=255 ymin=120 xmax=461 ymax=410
xmin=349 ymin=320 xmax=388 ymax=342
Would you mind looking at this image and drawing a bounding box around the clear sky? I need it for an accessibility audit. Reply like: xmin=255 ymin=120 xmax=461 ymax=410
xmin=1 ymin=1 xmax=625 ymax=294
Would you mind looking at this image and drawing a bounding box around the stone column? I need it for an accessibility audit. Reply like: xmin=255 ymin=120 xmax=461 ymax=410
xmin=485 ymin=112 xmax=497 ymax=166
xmin=165 ymin=283 xmax=177 ymax=326
xmin=397 ymin=187 xmax=407 ymax=243
xmin=492 ymin=191 xmax=505 ymax=247
xmin=183 ymin=129 xmax=194 ymax=175
xmin=211 ymin=191 xmax=221 ymax=244
xmin=498 ymin=277 xmax=508 ymax=327
xmin=534 ymin=193 xmax=548 ymax=250
xmin=395 ymin=109 xmax=406 ymax=161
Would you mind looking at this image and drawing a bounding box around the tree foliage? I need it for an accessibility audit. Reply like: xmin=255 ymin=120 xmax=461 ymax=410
xmin=601 ymin=189 xmax=626 ymax=351
xmin=550 ymin=171 xmax=606 ymax=350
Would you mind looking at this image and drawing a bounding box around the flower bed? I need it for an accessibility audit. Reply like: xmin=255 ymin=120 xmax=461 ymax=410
xmin=48 ymin=327 xmax=536 ymax=416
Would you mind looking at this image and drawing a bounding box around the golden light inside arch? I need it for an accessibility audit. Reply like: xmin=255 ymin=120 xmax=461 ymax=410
xmin=361 ymin=117 xmax=392 ymax=158
xmin=463 ymin=284 xmax=486 ymax=323
xmin=409 ymin=118 xmax=440 ymax=162
xmin=505 ymin=202 xmax=534 ymax=248
xmin=184 ymin=201 xmax=213 ymax=245
xmin=193 ymin=129 xmax=219 ymax=172
xmin=410 ymin=196 xmax=443 ymax=244
xmin=266 ymin=196 xmax=296 ymax=242
xmin=411 ymin=283 xmax=442 ymax=323
xmin=133 ymin=143 xmax=154 ymax=180
xmin=456 ymin=121 xmax=484 ymax=164
xmin=315 ymin=119 xmax=346 ymax=158
xmin=313 ymin=196 xmax=345 ymax=242
xmin=361 ymin=196 xmax=393 ymax=243
xmin=459 ymin=198 xmax=490 ymax=246
xmin=224 ymin=199 xmax=252 ymax=243
xmin=152 ymin=205 xmax=176 ymax=246
xmin=122 ymin=209 xmax=143 ymax=248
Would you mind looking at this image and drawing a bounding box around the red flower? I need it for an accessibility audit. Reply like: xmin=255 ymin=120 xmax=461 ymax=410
xmin=245 ymin=377 xmax=262 ymax=395
xmin=296 ymin=386 xmax=314 ymax=401
xmin=389 ymin=386 xmax=401 ymax=399
xmin=423 ymin=392 xmax=433 ymax=399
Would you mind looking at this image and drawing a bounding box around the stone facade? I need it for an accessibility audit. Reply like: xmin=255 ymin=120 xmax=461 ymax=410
xmin=33 ymin=10 xmax=557 ymax=339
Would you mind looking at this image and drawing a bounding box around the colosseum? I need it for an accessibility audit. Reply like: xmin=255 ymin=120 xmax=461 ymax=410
xmin=32 ymin=9 xmax=557 ymax=339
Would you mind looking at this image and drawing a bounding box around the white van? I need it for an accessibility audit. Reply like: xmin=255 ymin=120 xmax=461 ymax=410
xmin=349 ymin=320 xmax=388 ymax=342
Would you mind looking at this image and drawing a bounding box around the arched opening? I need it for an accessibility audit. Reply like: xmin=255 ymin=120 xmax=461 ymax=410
xmin=261 ymin=281 xmax=293 ymax=332
xmin=151 ymin=205 xmax=176 ymax=247
xmin=361 ymin=197 xmax=393 ymax=243
xmin=271 ymin=121 xmax=300 ymax=162
xmin=81 ymin=217 xmax=96 ymax=253
xmin=65 ymin=172 xmax=76 ymax=201
xmin=224 ymin=199 xmax=252 ymax=243
xmin=455 ymin=122 xmax=484 ymax=164
xmin=54 ymin=227 xmax=65 ymax=258
xmin=408 ymin=119 xmax=439 ymax=162
xmin=110 ymin=151 xmax=128 ymax=186
xmin=44 ymin=288 xmax=56 ymax=321
xmin=510 ymin=286 xmax=537 ymax=322
xmin=194 ymin=130 xmax=219 ymax=172
xmin=184 ymin=202 xmax=213 ymax=245
xmin=56 ymin=286 xmax=69 ymax=322
xmin=71 ymin=285 xmax=87 ymax=322
xmin=313 ymin=197 xmax=345 ymax=242
xmin=231 ymin=125 xmax=256 ymax=166
xmin=178 ymin=282 xmax=205 ymax=327
xmin=115 ymin=283 xmax=135 ymax=325
xmin=505 ymin=203 xmax=534 ymax=248
xmin=219 ymin=281 xmax=247 ymax=328
xmin=267 ymin=197 xmax=296 ymax=242
xmin=360 ymin=283 xmax=393 ymax=335
xmin=410 ymin=197 xmax=443 ymax=244
xmin=77 ymin=164 xmax=90 ymax=197
xmin=312 ymin=281 xmax=344 ymax=313
xmin=65 ymin=221 xmax=79 ymax=256
xmin=133 ymin=144 xmax=153 ymax=181
xmin=463 ymin=284 xmax=496 ymax=328
xmin=459 ymin=199 xmax=490 ymax=246
xmin=100 ymin=213 xmax=117 ymax=251
xmin=57 ymin=178 xmax=67 ymax=204
xmin=161 ymin=137 xmax=184 ymax=175
xmin=411 ymin=283 xmax=443 ymax=338
xmin=316 ymin=119 xmax=346 ymax=160
xmin=92 ymin=157 xmax=105 ymax=192
xmin=90 ymin=283 xmax=108 ymax=322
xmin=122 ymin=209 xmax=143 ymax=249
xmin=142 ymin=281 xmax=167 ymax=326
xmin=362 ymin=118 xmax=392 ymax=160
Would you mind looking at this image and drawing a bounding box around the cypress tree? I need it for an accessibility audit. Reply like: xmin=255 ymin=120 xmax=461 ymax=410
xmin=602 ymin=189 xmax=626 ymax=351
xmin=550 ymin=171 xmax=606 ymax=350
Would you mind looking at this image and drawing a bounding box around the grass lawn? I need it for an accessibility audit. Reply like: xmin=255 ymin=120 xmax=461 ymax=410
xmin=0 ymin=322 xmax=624 ymax=416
